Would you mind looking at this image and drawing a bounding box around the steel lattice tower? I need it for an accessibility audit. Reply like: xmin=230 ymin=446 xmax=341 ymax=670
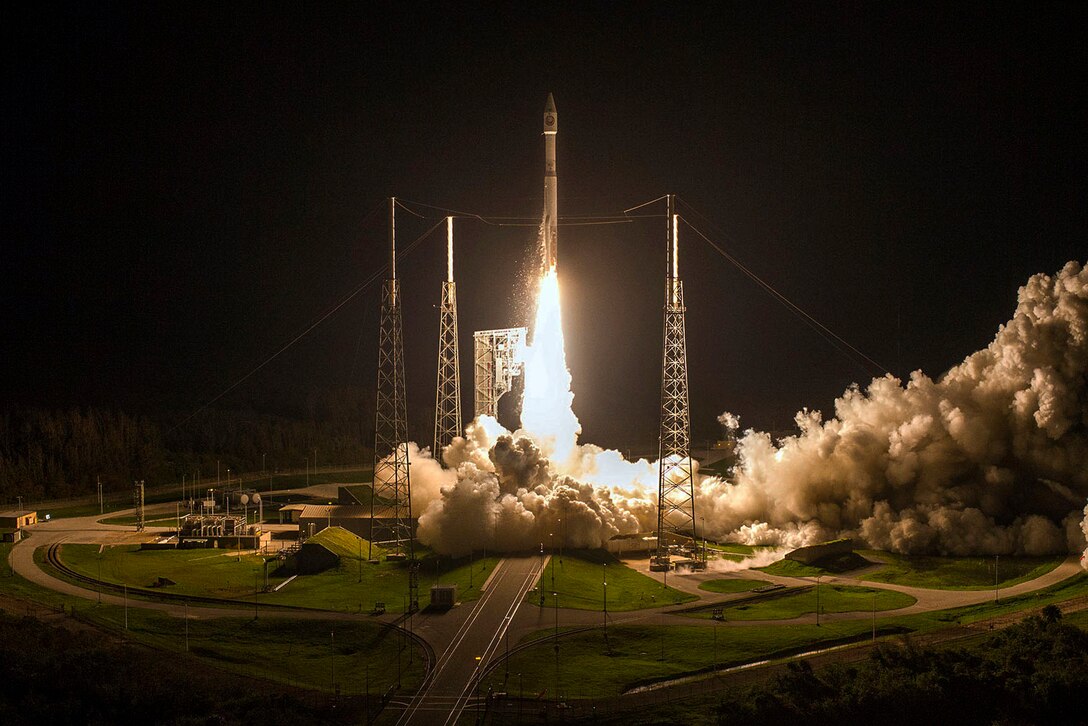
xmin=653 ymin=195 xmax=697 ymax=571
xmin=433 ymin=217 xmax=462 ymax=458
xmin=370 ymin=198 xmax=415 ymax=577
xmin=134 ymin=480 xmax=145 ymax=533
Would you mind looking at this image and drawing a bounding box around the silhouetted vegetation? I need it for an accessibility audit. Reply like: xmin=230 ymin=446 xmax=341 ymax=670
xmin=0 ymin=391 xmax=374 ymax=505
xmin=0 ymin=613 xmax=359 ymax=725
xmin=712 ymin=606 xmax=1087 ymax=725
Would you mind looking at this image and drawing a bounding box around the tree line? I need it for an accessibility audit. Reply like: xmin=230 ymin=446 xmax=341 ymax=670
xmin=0 ymin=387 xmax=376 ymax=505
xmin=710 ymin=606 xmax=1087 ymax=725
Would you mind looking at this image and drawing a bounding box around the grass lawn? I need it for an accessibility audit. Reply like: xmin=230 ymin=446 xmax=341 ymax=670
xmin=60 ymin=544 xmax=280 ymax=599
xmin=700 ymin=584 xmax=915 ymax=621
xmin=56 ymin=541 xmax=499 ymax=613
xmin=527 ymin=550 xmax=697 ymax=611
xmin=706 ymin=542 xmax=757 ymax=555
xmin=3 ymin=542 xmax=423 ymax=695
xmin=858 ymin=550 xmax=1065 ymax=589
xmin=486 ymin=620 xmax=879 ymax=698
xmin=77 ymin=606 xmax=422 ymax=694
xmin=698 ymin=577 xmax=772 ymax=594
xmin=488 ymin=571 xmax=1088 ymax=698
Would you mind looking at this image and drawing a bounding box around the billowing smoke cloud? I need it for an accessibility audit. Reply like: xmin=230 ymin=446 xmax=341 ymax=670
xmin=414 ymin=419 xmax=654 ymax=556
xmin=717 ymin=411 xmax=740 ymax=438
xmin=409 ymin=261 xmax=1088 ymax=558
xmin=699 ymin=261 xmax=1088 ymax=556
xmin=1081 ymin=501 xmax=1088 ymax=571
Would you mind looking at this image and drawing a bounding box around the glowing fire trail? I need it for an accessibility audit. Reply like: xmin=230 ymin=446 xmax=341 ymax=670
xmin=521 ymin=266 xmax=581 ymax=463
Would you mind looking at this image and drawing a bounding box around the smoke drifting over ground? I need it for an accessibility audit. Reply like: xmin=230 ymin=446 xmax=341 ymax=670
xmin=408 ymin=262 xmax=1088 ymax=559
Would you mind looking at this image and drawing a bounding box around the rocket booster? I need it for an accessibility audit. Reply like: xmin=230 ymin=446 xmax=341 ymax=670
xmin=543 ymin=93 xmax=558 ymax=271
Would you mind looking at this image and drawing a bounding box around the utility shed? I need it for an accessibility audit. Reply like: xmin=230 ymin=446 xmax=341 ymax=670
xmin=785 ymin=538 xmax=854 ymax=565
xmin=0 ymin=510 xmax=37 ymax=542
xmin=296 ymin=539 xmax=341 ymax=574
xmin=430 ymin=584 xmax=457 ymax=609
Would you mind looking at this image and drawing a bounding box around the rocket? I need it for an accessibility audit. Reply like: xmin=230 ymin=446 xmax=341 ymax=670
xmin=543 ymin=93 xmax=558 ymax=271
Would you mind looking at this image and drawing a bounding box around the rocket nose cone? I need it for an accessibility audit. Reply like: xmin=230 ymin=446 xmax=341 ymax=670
xmin=545 ymin=93 xmax=556 ymax=114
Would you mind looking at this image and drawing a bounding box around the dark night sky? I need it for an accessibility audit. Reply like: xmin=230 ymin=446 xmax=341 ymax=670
xmin=3 ymin=2 xmax=1085 ymax=449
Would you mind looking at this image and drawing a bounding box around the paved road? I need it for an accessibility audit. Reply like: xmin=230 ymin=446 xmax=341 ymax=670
xmin=630 ymin=553 xmax=1085 ymax=626
xmin=395 ymin=555 xmax=545 ymax=725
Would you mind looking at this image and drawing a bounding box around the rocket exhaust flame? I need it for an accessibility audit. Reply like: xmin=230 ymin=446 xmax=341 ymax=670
xmin=520 ymin=266 xmax=581 ymax=463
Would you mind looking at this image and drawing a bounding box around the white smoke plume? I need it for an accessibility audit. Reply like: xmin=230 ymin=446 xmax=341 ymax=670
xmin=1081 ymin=500 xmax=1088 ymax=571
xmin=701 ymin=547 xmax=792 ymax=574
xmin=409 ymin=261 xmax=1088 ymax=558
xmin=717 ymin=411 xmax=740 ymax=438
xmin=698 ymin=261 xmax=1088 ymax=556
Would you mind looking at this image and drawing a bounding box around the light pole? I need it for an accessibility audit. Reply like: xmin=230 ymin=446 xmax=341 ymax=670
xmin=553 ymin=590 xmax=560 ymax=705
xmin=539 ymin=543 xmax=545 ymax=606
xmin=550 ymin=532 xmax=555 ymax=591
xmin=815 ymin=576 xmax=822 ymax=627
xmin=994 ymin=554 xmax=1000 ymax=604
xmin=603 ymin=562 xmax=609 ymax=651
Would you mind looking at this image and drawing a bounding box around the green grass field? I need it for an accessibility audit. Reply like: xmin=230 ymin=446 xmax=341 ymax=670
xmin=697 ymin=577 xmax=771 ymax=594
xmin=527 ymin=550 xmax=697 ymax=611
xmin=699 ymin=584 xmax=916 ymax=621
xmin=858 ymin=550 xmax=1065 ymax=589
xmin=488 ymin=571 xmax=1088 ymax=698
xmin=486 ymin=620 xmax=881 ymax=699
xmin=80 ymin=607 xmax=421 ymax=694
xmin=56 ymin=541 xmax=499 ymax=613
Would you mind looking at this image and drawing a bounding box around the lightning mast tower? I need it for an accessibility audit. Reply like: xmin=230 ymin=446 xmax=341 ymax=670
xmin=433 ymin=216 xmax=462 ymax=457
xmin=371 ymin=198 xmax=415 ymax=579
xmin=652 ymin=195 xmax=698 ymax=571
xmin=134 ymin=480 xmax=145 ymax=533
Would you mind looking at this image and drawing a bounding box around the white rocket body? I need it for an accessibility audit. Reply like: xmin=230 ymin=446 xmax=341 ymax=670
xmin=543 ymin=93 xmax=558 ymax=271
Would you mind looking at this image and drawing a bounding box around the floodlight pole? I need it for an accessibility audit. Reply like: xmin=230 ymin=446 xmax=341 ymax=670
xmin=816 ymin=576 xmax=821 ymax=626
xmin=603 ymin=563 xmax=609 ymax=651
xmin=553 ymin=590 xmax=560 ymax=706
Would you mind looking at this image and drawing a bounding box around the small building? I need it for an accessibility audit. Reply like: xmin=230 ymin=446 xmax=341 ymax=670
xmin=176 ymin=513 xmax=270 ymax=549
xmin=785 ymin=538 xmax=854 ymax=565
xmin=0 ymin=510 xmax=37 ymax=543
xmin=430 ymin=584 xmax=457 ymax=609
xmin=606 ymin=532 xmax=656 ymax=556
xmin=278 ymin=503 xmax=307 ymax=524
xmin=296 ymin=539 xmax=341 ymax=574
xmin=297 ymin=504 xmax=414 ymax=541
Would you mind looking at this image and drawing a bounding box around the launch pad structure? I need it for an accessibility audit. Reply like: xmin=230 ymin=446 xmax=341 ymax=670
xmin=370 ymin=197 xmax=420 ymax=609
xmin=473 ymin=327 xmax=527 ymax=419
xmin=434 ymin=217 xmax=463 ymax=456
xmin=653 ymin=195 xmax=702 ymax=571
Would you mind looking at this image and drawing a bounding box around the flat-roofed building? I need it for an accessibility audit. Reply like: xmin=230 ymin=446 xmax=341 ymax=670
xmin=0 ymin=510 xmax=37 ymax=543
